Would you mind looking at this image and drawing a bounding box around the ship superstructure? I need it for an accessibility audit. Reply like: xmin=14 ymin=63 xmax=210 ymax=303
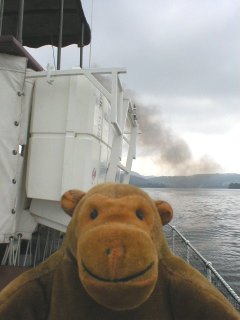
xmin=0 ymin=0 xmax=137 ymax=285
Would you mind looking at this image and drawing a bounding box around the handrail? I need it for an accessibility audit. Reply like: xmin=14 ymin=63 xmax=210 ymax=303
xmin=166 ymin=224 xmax=240 ymax=310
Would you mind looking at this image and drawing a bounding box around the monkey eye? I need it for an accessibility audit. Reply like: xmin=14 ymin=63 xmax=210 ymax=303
xmin=135 ymin=209 xmax=144 ymax=220
xmin=90 ymin=209 xmax=98 ymax=220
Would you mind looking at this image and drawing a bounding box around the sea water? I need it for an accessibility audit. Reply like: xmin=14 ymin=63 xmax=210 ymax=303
xmin=144 ymin=188 xmax=240 ymax=296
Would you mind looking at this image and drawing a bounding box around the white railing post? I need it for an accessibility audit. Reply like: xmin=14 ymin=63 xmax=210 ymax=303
xmin=206 ymin=262 xmax=212 ymax=282
xmin=186 ymin=240 xmax=190 ymax=263
xmin=13 ymin=233 xmax=22 ymax=266
xmin=122 ymin=125 xmax=138 ymax=184
xmin=9 ymin=236 xmax=14 ymax=266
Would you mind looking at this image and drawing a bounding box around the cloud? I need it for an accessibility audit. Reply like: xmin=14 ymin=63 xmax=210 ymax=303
xmin=84 ymin=0 xmax=240 ymax=100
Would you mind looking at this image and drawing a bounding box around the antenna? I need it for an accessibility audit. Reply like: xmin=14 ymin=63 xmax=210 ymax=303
xmin=88 ymin=0 xmax=94 ymax=68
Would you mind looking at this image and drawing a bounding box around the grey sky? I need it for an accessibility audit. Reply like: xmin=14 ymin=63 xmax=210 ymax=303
xmin=82 ymin=0 xmax=239 ymax=96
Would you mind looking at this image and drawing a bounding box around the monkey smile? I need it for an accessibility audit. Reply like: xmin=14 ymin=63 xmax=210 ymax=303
xmin=82 ymin=261 xmax=155 ymax=283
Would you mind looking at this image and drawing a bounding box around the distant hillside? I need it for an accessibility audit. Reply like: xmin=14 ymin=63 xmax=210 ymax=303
xmin=129 ymin=173 xmax=240 ymax=189
xmin=229 ymin=183 xmax=240 ymax=189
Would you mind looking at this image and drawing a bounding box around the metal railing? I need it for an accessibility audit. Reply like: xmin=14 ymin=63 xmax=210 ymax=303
xmin=1 ymin=225 xmax=64 ymax=268
xmin=164 ymin=224 xmax=240 ymax=311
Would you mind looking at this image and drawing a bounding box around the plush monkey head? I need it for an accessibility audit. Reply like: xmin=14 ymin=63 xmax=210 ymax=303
xmin=61 ymin=183 xmax=173 ymax=311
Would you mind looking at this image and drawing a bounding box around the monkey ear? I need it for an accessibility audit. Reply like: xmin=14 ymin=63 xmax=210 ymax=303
xmin=155 ymin=200 xmax=173 ymax=225
xmin=61 ymin=189 xmax=86 ymax=217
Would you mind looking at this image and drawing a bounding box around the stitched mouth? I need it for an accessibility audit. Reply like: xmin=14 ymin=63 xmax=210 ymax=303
xmin=82 ymin=261 xmax=154 ymax=283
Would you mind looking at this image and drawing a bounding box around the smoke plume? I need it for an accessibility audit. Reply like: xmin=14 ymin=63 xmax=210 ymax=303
xmin=136 ymin=103 xmax=221 ymax=176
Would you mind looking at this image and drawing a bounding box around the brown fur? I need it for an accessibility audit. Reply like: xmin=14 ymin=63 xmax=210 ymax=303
xmin=0 ymin=183 xmax=239 ymax=319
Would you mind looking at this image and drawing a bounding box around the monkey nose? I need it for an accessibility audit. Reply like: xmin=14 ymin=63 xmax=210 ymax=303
xmin=105 ymin=246 xmax=124 ymax=257
xmin=105 ymin=246 xmax=125 ymax=279
xmin=105 ymin=248 xmax=111 ymax=256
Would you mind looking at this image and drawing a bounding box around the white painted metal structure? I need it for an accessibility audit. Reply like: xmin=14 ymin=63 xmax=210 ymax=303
xmin=0 ymin=53 xmax=138 ymax=242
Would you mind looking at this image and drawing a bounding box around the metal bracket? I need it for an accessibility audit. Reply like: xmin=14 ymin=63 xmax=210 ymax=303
xmin=46 ymin=64 xmax=54 ymax=84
